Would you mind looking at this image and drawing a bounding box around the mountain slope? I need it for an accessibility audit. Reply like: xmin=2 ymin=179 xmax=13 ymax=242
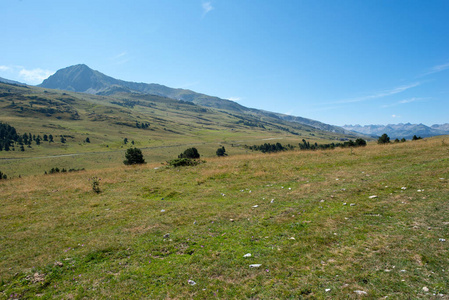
xmin=0 ymin=76 xmax=25 ymax=85
xmin=39 ymin=64 xmax=350 ymax=133
xmin=342 ymin=123 xmax=449 ymax=139
xmin=39 ymin=64 xmax=247 ymax=112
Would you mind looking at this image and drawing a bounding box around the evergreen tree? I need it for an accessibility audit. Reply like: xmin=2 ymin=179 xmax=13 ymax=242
xmin=124 ymin=147 xmax=146 ymax=165
xmin=49 ymin=134 xmax=54 ymax=142
xmin=378 ymin=133 xmax=390 ymax=144
xmin=43 ymin=134 xmax=48 ymax=141
xmin=355 ymin=138 xmax=367 ymax=146
xmin=216 ymin=146 xmax=227 ymax=157
xmin=179 ymin=147 xmax=200 ymax=159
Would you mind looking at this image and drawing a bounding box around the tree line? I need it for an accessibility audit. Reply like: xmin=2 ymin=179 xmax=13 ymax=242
xmin=245 ymin=138 xmax=367 ymax=153
xmin=0 ymin=122 xmax=83 ymax=151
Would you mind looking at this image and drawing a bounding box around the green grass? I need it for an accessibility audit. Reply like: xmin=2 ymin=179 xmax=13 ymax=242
xmin=0 ymin=82 xmax=360 ymax=177
xmin=1 ymin=137 xmax=448 ymax=298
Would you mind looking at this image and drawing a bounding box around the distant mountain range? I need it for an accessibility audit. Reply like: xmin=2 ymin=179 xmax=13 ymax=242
xmin=342 ymin=123 xmax=449 ymax=139
xmin=0 ymin=76 xmax=24 ymax=85
xmin=38 ymin=64 xmax=352 ymax=135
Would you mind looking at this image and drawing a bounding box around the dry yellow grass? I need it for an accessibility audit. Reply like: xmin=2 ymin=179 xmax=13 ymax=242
xmin=1 ymin=136 xmax=448 ymax=298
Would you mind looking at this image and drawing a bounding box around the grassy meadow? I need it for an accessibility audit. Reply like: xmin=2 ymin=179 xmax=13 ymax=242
xmin=1 ymin=136 xmax=448 ymax=298
xmin=1 ymin=82 xmax=359 ymax=178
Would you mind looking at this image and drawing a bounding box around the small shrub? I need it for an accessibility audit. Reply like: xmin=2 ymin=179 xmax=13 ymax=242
xmin=90 ymin=176 xmax=101 ymax=194
xmin=216 ymin=146 xmax=227 ymax=157
xmin=0 ymin=170 xmax=7 ymax=180
xmin=167 ymin=158 xmax=202 ymax=167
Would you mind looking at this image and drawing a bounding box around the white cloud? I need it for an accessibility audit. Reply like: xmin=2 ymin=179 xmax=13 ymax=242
xmin=381 ymin=97 xmax=427 ymax=108
xmin=334 ymin=82 xmax=421 ymax=104
xmin=18 ymin=68 xmax=54 ymax=84
xmin=113 ymin=51 xmax=127 ymax=59
xmin=422 ymin=62 xmax=449 ymax=76
xmin=228 ymin=97 xmax=241 ymax=102
xmin=0 ymin=65 xmax=11 ymax=71
xmin=202 ymin=1 xmax=213 ymax=16
xmin=111 ymin=51 xmax=130 ymax=65
xmin=392 ymin=114 xmax=401 ymax=119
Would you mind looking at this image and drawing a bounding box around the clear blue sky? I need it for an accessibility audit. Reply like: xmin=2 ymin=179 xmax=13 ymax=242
xmin=1 ymin=0 xmax=448 ymax=126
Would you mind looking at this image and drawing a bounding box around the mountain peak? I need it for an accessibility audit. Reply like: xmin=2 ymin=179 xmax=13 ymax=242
xmin=39 ymin=64 xmax=113 ymax=93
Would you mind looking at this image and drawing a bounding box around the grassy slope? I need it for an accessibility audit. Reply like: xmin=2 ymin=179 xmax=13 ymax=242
xmin=0 ymin=83 xmax=358 ymax=177
xmin=1 ymin=137 xmax=448 ymax=298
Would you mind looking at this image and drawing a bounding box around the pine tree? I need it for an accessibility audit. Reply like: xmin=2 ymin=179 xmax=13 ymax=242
xmin=124 ymin=148 xmax=146 ymax=165
xmin=216 ymin=146 xmax=227 ymax=157
xmin=378 ymin=133 xmax=390 ymax=144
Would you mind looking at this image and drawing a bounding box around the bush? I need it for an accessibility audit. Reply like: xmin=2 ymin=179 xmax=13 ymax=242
xmin=178 ymin=147 xmax=200 ymax=159
xmin=90 ymin=176 xmax=101 ymax=194
xmin=167 ymin=158 xmax=201 ymax=167
xmin=216 ymin=146 xmax=227 ymax=157
xmin=0 ymin=170 xmax=7 ymax=180
xmin=124 ymin=147 xmax=146 ymax=165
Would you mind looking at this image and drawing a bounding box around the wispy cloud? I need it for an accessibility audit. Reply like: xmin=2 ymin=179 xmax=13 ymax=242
xmin=422 ymin=62 xmax=449 ymax=77
xmin=333 ymin=82 xmax=421 ymax=104
xmin=202 ymin=1 xmax=213 ymax=16
xmin=381 ymin=97 xmax=427 ymax=108
xmin=19 ymin=68 xmax=54 ymax=84
xmin=228 ymin=97 xmax=241 ymax=102
xmin=391 ymin=114 xmax=401 ymax=119
xmin=111 ymin=51 xmax=130 ymax=65
xmin=0 ymin=65 xmax=11 ymax=71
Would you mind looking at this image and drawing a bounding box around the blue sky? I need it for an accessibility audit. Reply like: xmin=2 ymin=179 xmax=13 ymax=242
xmin=1 ymin=0 xmax=448 ymax=126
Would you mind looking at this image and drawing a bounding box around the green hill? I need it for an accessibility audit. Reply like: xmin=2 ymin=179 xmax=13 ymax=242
xmin=39 ymin=64 xmax=353 ymax=134
xmin=0 ymin=82 xmax=360 ymax=177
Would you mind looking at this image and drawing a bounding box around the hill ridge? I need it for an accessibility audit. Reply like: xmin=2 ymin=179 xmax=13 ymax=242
xmin=39 ymin=64 xmax=351 ymax=134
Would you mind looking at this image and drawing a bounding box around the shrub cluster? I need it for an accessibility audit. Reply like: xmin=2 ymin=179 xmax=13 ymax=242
xmin=246 ymin=142 xmax=294 ymax=153
xmin=167 ymin=147 xmax=202 ymax=167
xmin=299 ymin=138 xmax=366 ymax=150
xmin=45 ymin=167 xmax=85 ymax=174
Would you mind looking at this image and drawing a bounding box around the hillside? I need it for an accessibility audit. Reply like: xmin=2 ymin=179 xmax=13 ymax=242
xmin=0 ymin=77 xmax=24 ymax=85
xmin=1 ymin=136 xmax=448 ymax=298
xmin=0 ymin=81 xmax=360 ymax=177
xmin=342 ymin=123 xmax=449 ymax=139
xmin=39 ymin=64 xmax=352 ymax=134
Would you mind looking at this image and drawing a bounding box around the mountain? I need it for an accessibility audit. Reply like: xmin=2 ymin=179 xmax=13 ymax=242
xmin=342 ymin=123 xmax=449 ymax=139
xmin=39 ymin=64 xmax=246 ymax=112
xmin=0 ymin=76 xmax=25 ymax=85
xmin=39 ymin=64 xmax=351 ymax=134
